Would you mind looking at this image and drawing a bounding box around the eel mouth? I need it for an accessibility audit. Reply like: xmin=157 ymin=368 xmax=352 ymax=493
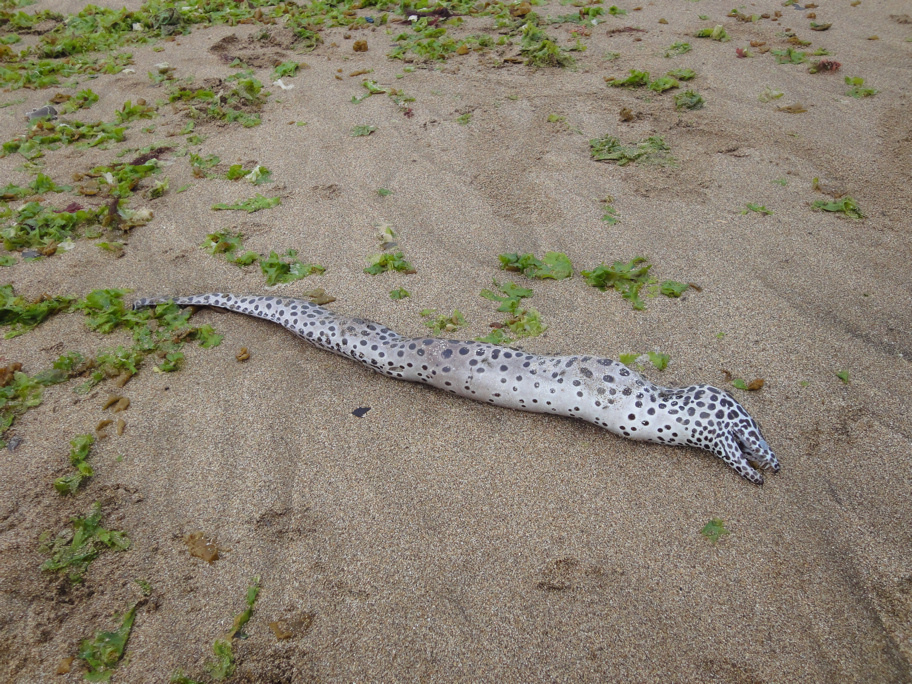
xmin=735 ymin=434 xmax=779 ymax=471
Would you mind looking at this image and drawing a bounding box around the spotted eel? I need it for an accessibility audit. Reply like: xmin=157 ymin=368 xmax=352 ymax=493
xmin=134 ymin=293 xmax=780 ymax=484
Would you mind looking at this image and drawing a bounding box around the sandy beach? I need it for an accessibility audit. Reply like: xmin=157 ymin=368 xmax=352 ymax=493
xmin=1 ymin=0 xmax=911 ymax=680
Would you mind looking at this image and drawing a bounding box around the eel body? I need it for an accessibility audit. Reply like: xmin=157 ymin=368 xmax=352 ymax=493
xmin=134 ymin=293 xmax=780 ymax=484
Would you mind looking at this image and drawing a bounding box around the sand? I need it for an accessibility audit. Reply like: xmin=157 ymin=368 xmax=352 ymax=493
xmin=1 ymin=0 xmax=911 ymax=681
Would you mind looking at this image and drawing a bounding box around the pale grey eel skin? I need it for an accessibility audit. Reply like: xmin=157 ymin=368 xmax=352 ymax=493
xmin=134 ymin=293 xmax=780 ymax=484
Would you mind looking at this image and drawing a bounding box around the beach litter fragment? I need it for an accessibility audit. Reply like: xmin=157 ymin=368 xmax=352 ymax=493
xmin=24 ymin=105 xmax=57 ymax=122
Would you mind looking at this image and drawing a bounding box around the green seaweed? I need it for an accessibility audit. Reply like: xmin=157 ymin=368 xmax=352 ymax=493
xmin=194 ymin=324 xmax=223 ymax=349
xmin=272 ymin=61 xmax=301 ymax=79
xmin=225 ymin=164 xmax=272 ymax=185
xmin=659 ymin=281 xmax=689 ymax=297
xmin=647 ymin=351 xmax=670 ymax=370
xmin=206 ymin=639 xmax=235 ymax=680
xmin=694 ymin=25 xmax=730 ymax=42
xmin=740 ymin=203 xmax=772 ymax=215
xmin=201 ymin=231 xmax=259 ymax=266
xmin=619 ymin=351 xmax=669 ymax=371
xmin=478 ymin=280 xmax=545 ymax=340
xmin=421 ymin=309 xmax=467 ymax=335
xmin=498 ymin=252 xmax=573 ymax=279
xmin=115 ymin=99 xmax=156 ymax=123
xmin=608 ymin=69 xmax=650 ymax=88
xmin=53 ymin=434 xmax=96 ymax=496
xmin=40 ymin=502 xmax=130 ymax=582
xmin=601 ymin=198 xmax=621 ymax=225
xmin=1 ymin=284 xmax=75 ymax=338
xmin=812 ymin=196 xmax=864 ymax=219
xmin=211 ymin=194 xmax=281 ymax=213
xmin=0 ymin=352 xmax=88 ymax=446
xmin=364 ymin=251 xmax=415 ymax=275
xmin=475 ymin=328 xmax=513 ymax=345
xmin=351 ymin=125 xmax=378 ymax=137
xmin=582 ymin=257 xmax=689 ymax=310
xmin=700 ymin=518 xmax=729 ymax=543
xmin=589 ymin=135 xmax=673 ymax=165
xmin=844 ymin=76 xmax=877 ymax=98
xmin=260 ymin=250 xmax=325 ymax=286
xmin=0 ymin=172 xmax=72 ymax=200
xmin=204 ymin=577 xmax=261 ymax=680
xmin=1 ymin=202 xmax=102 ymax=252
xmin=771 ymin=47 xmax=807 ymax=64
xmin=90 ymin=159 xmax=161 ymax=199
xmin=667 ymin=68 xmax=696 ymax=80
xmin=76 ymin=288 xmax=149 ymax=334
xmin=2 ymin=120 xmax=126 ymax=160
xmin=520 ymin=21 xmax=575 ymax=68
xmin=664 ymin=42 xmax=691 ymax=57
xmin=78 ymin=601 xmax=139 ymax=681
xmin=648 ymin=75 xmax=680 ymax=92
xmin=74 ymin=289 xmax=222 ymax=385
xmin=674 ymin=90 xmax=704 ymax=110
